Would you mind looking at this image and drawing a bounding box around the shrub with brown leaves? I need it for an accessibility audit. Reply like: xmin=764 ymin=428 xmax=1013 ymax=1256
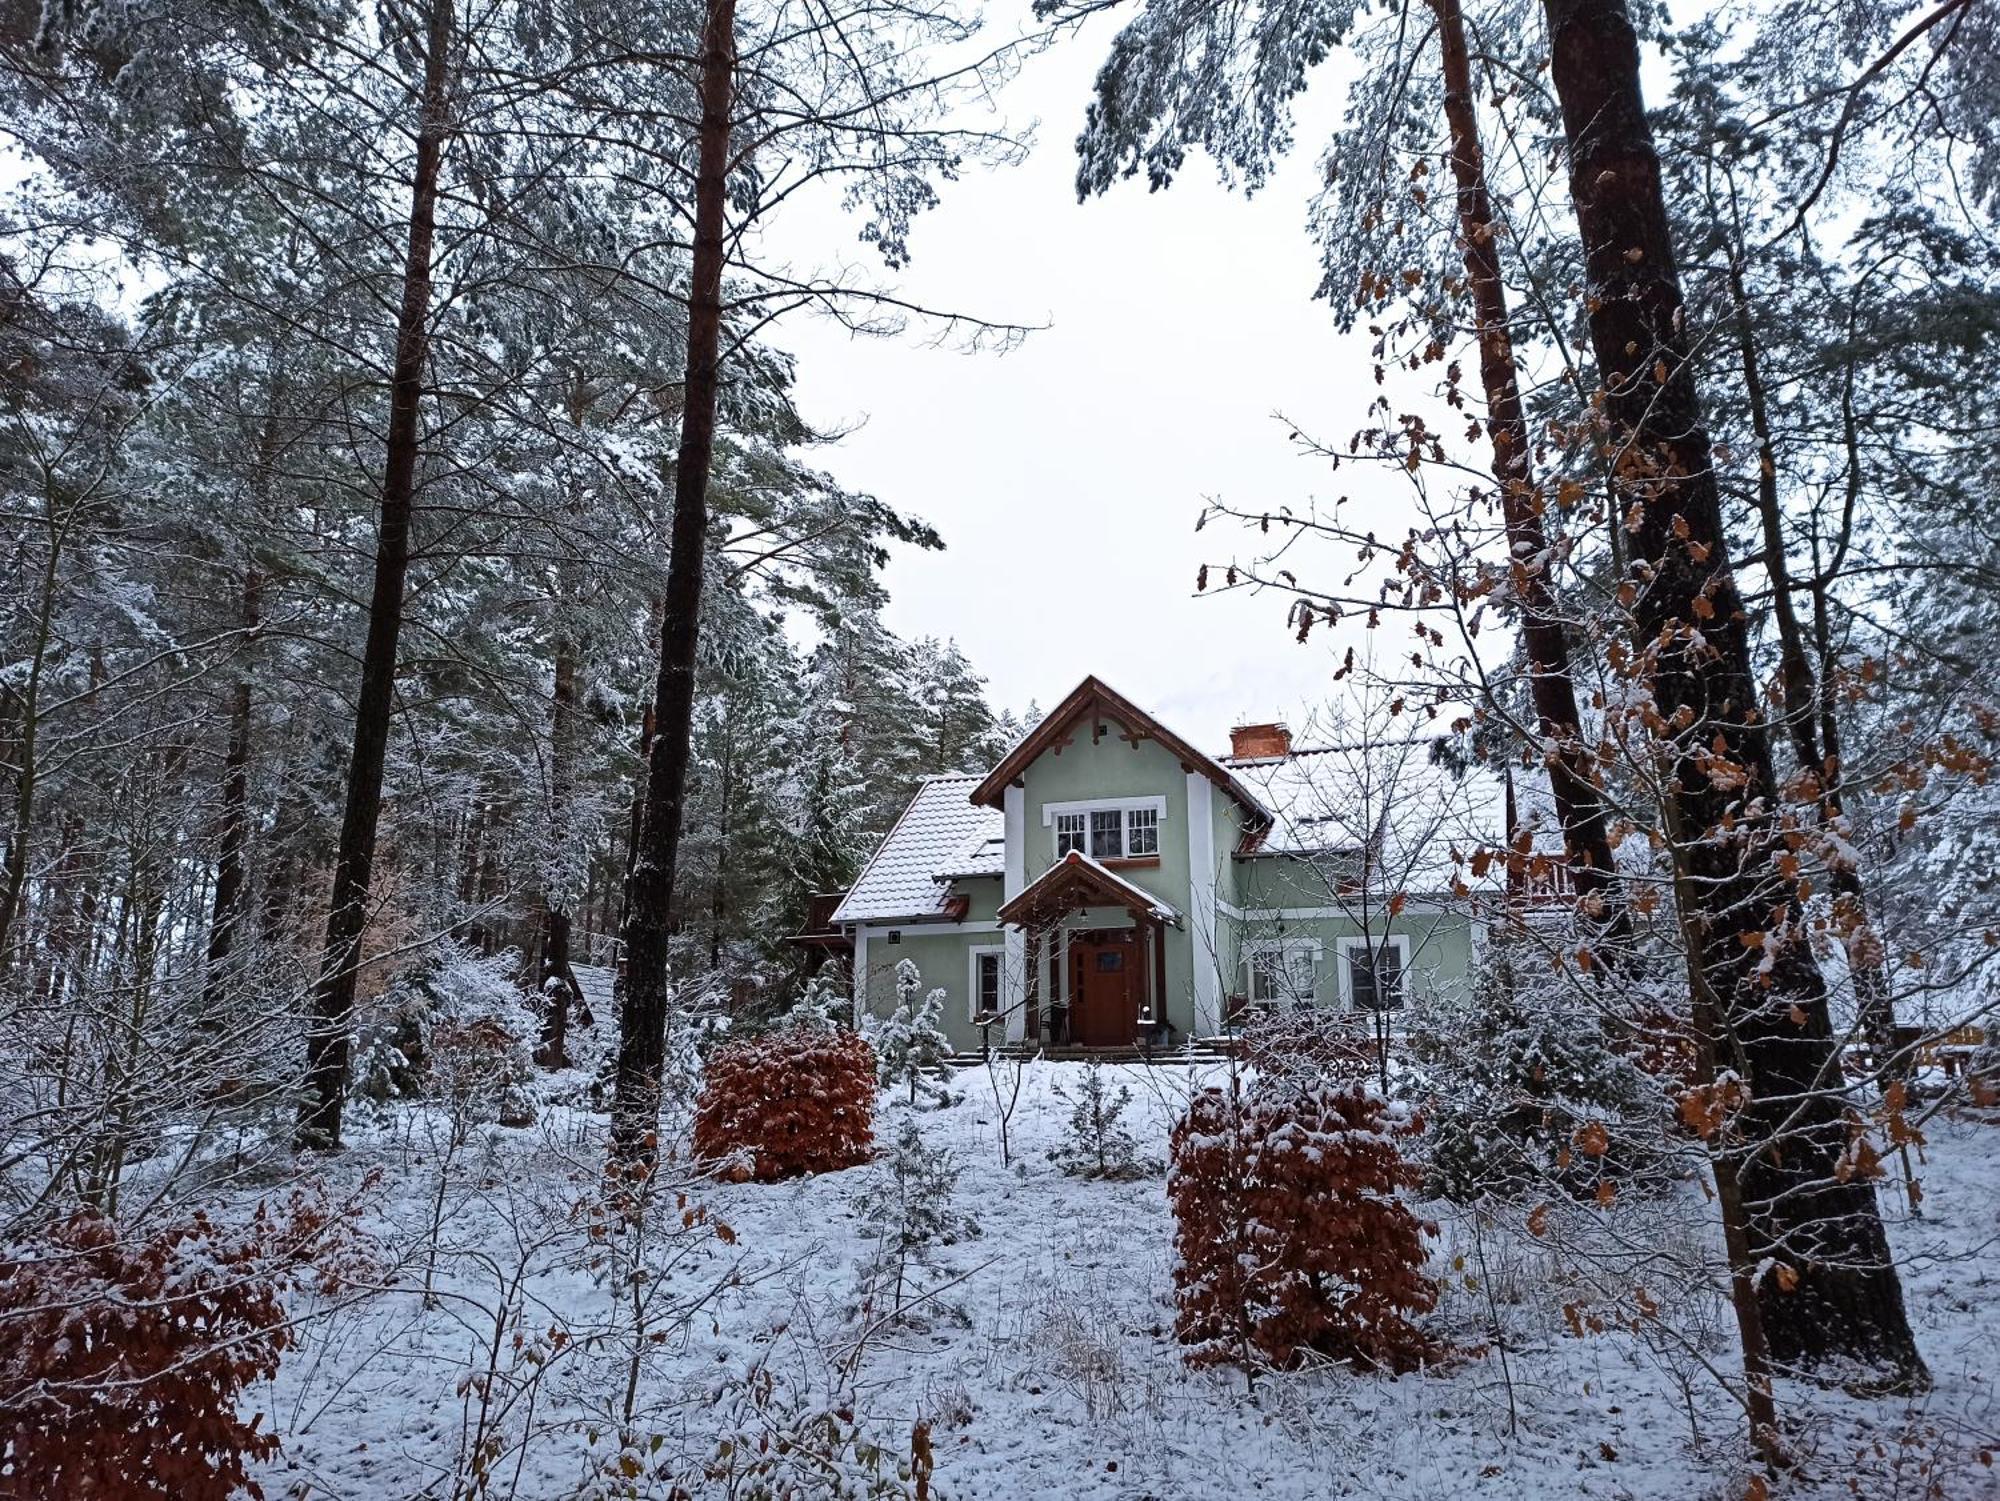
xmin=1241 ymin=1008 xmax=1377 ymax=1085
xmin=1168 ymin=1080 xmax=1444 ymax=1374
xmin=0 ymin=1187 xmax=370 ymax=1500
xmin=692 ymin=1025 xmax=876 ymax=1181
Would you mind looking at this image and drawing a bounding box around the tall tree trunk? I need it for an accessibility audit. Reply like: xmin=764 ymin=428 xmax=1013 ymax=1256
xmin=298 ymin=0 xmax=454 ymax=1150
xmin=203 ymin=565 xmax=263 ymax=1017
xmin=537 ymin=639 xmax=583 ymax=1066
xmin=612 ymin=0 xmax=738 ymax=1161
xmin=1541 ymin=0 xmax=1924 ymax=1386
xmin=1429 ymin=0 xmax=1625 ymax=936
xmin=1723 ymin=257 xmax=1896 ymax=1064
xmin=709 ymin=729 xmax=731 ymax=971
xmin=0 ymin=519 xmax=63 ymax=970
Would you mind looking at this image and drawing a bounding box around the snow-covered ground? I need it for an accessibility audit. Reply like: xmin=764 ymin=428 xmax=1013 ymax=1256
xmin=250 ymin=1056 xmax=2000 ymax=1500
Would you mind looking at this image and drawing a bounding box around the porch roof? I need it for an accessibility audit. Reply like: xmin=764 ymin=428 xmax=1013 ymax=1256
xmin=996 ymin=850 xmax=1182 ymax=929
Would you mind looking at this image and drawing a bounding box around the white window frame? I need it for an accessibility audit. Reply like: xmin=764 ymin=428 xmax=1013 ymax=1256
xmin=1244 ymin=937 xmax=1322 ymax=1006
xmin=967 ymin=944 xmax=1006 ymax=1024
xmin=1041 ymin=796 xmax=1168 ymax=861
xmin=1337 ymin=934 xmax=1411 ymax=1011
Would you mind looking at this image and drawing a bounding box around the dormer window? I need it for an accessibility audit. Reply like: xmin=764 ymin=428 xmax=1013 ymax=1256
xmin=1044 ymin=796 xmax=1168 ymax=861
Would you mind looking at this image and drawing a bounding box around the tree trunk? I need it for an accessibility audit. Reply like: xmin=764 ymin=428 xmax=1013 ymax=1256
xmin=1723 ymin=256 xmax=1896 ymax=1065
xmin=1429 ymin=0 xmax=1625 ymax=936
xmin=709 ymin=728 xmax=731 ymax=971
xmin=203 ymin=566 xmax=263 ymax=1017
xmin=611 ymin=0 xmax=738 ymax=1162
xmin=537 ymin=639 xmax=583 ymax=1066
xmin=298 ymin=0 xmax=454 ymax=1150
xmin=1541 ymin=0 xmax=1924 ymax=1386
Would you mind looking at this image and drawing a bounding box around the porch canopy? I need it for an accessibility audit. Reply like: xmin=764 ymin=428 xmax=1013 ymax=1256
xmin=997 ymin=849 xmax=1181 ymax=929
xmin=997 ymin=851 xmax=1180 ymax=1046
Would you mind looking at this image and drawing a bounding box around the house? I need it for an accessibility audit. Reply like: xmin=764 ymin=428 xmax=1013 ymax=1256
xmin=829 ymin=675 xmax=1516 ymax=1054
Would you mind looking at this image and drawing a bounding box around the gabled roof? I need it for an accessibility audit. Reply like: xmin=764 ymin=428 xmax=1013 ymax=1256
xmin=996 ymin=850 xmax=1182 ymax=928
xmin=832 ymin=774 xmax=1003 ymax=925
xmin=970 ymin=675 xmax=1270 ymax=823
xmin=1220 ymin=738 xmax=1575 ymax=893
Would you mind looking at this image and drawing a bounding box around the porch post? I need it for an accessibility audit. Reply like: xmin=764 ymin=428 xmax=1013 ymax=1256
xmin=1151 ymin=917 xmax=1167 ymax=1031
xmin=1023 ymin=921 xmax=1040 ymax=1047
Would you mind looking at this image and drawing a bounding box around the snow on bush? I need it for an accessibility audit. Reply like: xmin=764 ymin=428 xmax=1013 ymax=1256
xmin=1047 ymin=1059 xmax=1152 ymax=1179
xmin=871 ymin=959 xmax=955 ymax=1107
xmin=1411 ymin=985 xmax=1674 ymax=1205
xmin=1168 ymin=1079 xmax=1443 ymax=1373
xmin=1241 ymin=1006 xmax=1376 ymax=1085
xmin=355 ymin=942 xmax=538 ymax=1126
xmin=691 ymin=1024 xmax=876 ymax=1181
xmin=854 ymin=1116 xmax=980 ymax=1320
xmin=0 ymin=1188 xmax=370 ymax=1501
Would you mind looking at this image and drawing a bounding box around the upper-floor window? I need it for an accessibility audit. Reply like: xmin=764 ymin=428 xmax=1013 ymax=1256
xmin=1045 ymin=797 xmax=1168 ymax=861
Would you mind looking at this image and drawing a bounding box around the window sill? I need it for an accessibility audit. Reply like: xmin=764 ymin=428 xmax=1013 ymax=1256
xmin=1099 ymin=855 xmax=1161 ymax=870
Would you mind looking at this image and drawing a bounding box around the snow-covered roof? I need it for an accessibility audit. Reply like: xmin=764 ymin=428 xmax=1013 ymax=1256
xmin=996 ymin=849 xmax=1183 ymax=927
xmin=1221 ymin=739 xmax=1562 ymax=893
xmin=832 ymin=774 xmax=1002 ymax=924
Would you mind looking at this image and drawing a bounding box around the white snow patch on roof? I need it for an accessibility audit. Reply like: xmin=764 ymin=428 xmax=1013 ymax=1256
xmin=832 ymin=774 xmax=1001 ymax=924
xmin=1221 ymin=740 xmax=1559 ymax=891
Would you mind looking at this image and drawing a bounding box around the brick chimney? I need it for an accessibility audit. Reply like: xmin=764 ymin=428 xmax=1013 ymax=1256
xmin=1228 ymin=721 xmax=1291 ymax=760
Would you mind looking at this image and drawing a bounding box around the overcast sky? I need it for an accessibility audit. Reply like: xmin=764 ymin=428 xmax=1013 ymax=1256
xmin=768 ymin=27 xmax=1400 ymax=755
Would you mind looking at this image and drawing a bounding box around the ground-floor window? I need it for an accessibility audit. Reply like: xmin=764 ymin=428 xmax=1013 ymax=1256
xmin=1338 ymin=934 xmax=1410 ymax=1011
xmin=1245 ymin=938 xmax=1320 ymax=1005
xmin=968 ymin=945 xmax=1005 ymax=1022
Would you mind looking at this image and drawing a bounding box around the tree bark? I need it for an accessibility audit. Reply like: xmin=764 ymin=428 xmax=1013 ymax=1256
xmin=1429 ymin=0 xmax=1625 ymax=936
xmin=298 ymin=0 xmax=454 ymax=1150
xmin=537 ymin=639 xmax=584 ymax=1066
xmin=612 ymin=0 xmax=738 ymax=1162
xmin=203 ymin=565 xmax=262 ymax=1017
xmin=1541 ymin=0 xmax=1925 ymax=1386
xmin=1723 ymin=257 xmax=1896 ymax=1065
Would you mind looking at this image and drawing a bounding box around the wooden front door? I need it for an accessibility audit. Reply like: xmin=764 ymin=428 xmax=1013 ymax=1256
xmin=1069 ymin=929 xmax=1139 ymax=1047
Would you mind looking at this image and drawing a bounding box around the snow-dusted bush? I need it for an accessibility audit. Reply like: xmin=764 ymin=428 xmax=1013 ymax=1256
xmin=784 ymin=969 xmax=847 ymax=1032
xmin=0 ymin=1189 xmax=368 ymax=1501
xmin=1242 ymin=1006 xmax=1376 ymax=1085
xmin=872 ymin=959 xmax=955 ymax=1106
xmin=1168 ymin=1080 xmax=1442 ymax=1373
xmin=855 ymin=1117 xmax=979 ymax=1317
xmin=634 ymin=1354 xmax=931 ymax=1499
xmin=1047 ymin=1060 xmax=1150 ymax=1179
xmin=355 ymin=942 xmax=537 ymax=1126
xmin=692 ymin=1024 xmax=876 ymax=1181
xmin=1411 ymin=985 xmax=1673 ymax=1205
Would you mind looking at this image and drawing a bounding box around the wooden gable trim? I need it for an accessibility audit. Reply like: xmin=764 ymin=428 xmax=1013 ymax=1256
xmin=968 ymin=675 xmax=1270 ymax=825
xmin=997 ymin=850 xmax=1170 ymax=928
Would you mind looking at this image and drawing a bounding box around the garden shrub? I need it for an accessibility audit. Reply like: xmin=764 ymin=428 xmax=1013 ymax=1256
xmin=872 ymin=960 xmax=955 ymax=1107
xmin=1168 ymin=1080 xmax=1443 ymax=1373
xmin=1413 ymin=990 xmax=1674 ymax=1204
xmin=1047 ymin=1060 xmax=1151 ymax=1179
xmin=1241 ymin=1007 xmax=1376 ymax=1085
xmin=692 ymin=1024 xmax=876 ymax=1181
xmin=0 ymin=1190 xmax=364 ymax=1500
